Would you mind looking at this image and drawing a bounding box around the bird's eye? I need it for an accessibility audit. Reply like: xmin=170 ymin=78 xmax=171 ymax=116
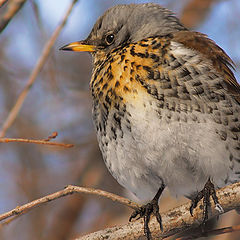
xmin=105 ymin=33 xmax=115 ymax=45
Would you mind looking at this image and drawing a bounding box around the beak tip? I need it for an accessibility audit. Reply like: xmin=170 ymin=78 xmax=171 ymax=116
xmin=59 ymin=45 xmax=69 ymax=51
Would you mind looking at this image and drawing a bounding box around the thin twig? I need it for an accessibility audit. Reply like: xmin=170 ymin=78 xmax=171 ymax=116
xmin=0 ymin=185 xmax=140 ymax=224
xmin=42 ymin=131 xmax=58 ymax=141
xmin=0 ymin=0 xmax=26 ymax=32
xmin=0 ymin=212 xmax=25 ymax=228
xmin=0 ymin=0 xmax=8 ymax=8
xmin=0 ymin=137 xmax=74 ymax=148
xmin=0 ymin=0 xmax=79 ymax=138
xmin=176 ymin=224 xmax=240 ymax=240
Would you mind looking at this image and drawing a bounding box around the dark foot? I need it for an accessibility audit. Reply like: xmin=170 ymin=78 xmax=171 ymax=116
xmin=129 ymin=199 xmax=162 ymax=239
xmin=129 ymin=184 xmax=165 ymax=240
xmin=190 ymin=178 xmax=224 ymax=223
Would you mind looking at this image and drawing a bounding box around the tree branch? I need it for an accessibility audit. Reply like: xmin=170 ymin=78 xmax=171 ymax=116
xmin=0 ymin=182 xmax=239 ymax=239
xmin=176 ymin=224 xmax=240 ymax=240
xmin=0 ymin=131 xmax=74 ymax=148
xmin=0 ymin=0 xmax=26 ymax=33
xmin=77 ymin=182 xmax=240 ymax=240
xmin=0 ymin=0 xmax=79 ymax=137
xmin=0 ymin=185 xmax=139 ymax=225
xmin=0 ymin=0 xmax=8 ymax=8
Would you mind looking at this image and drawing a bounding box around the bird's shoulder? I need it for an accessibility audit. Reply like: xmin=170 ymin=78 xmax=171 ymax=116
xmin=171 ymin=31 xmax=240 ymax=103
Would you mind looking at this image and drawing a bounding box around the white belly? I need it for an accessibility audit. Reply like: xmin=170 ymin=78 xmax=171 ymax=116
xmin=96 ymin=98 xmax=233 ymax=202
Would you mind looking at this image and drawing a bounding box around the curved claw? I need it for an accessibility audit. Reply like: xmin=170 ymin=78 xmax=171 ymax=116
xmin=129 ymin=185 xmax=165 ymax=239
xmin=189 ymin=178 xmax=222 ymax=222
xmin=129 ymin=200 xmax=163 ymax=240
xmin=129 ymin=207 xmax=144 ymax=222
xmin=153 ymin=203 xmax=163 ymax=231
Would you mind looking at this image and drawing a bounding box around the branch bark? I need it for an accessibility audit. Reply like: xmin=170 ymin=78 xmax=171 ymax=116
xmin=0 ymin=185 xmax=139 ymax=224
xmin=0 ymin=131 xmax=74 ymax=148
xmin=77 ymin=182 xmax=240 ymax=240
xmin=0 ymin=182 xmax=239 ymax=239
xmin=176 ymin=224 xmax=240 ymax=240
xmin=0 ymin=137 xmax=73 ymax=148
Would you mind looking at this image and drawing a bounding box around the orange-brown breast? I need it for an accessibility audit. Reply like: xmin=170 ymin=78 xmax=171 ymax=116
xmin=90 ymin=36 xmax=176 ymax=109
xmin=91 ymin=32 xmax=239 ymax=111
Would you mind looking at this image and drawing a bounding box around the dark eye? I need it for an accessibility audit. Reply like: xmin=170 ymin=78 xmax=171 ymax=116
xmin=105 ymin=33 xmax=115 ymax=45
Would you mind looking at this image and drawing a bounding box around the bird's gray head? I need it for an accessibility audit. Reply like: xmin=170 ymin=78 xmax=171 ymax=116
xmin=60 ymin=3 xmax=186 ymax=53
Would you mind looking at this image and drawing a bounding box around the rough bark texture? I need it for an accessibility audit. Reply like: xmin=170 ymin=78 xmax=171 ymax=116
xmin=78 ymin=182 xmax=240 ymax=240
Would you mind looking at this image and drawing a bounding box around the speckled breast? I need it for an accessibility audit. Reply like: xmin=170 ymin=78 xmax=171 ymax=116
xmin=89 ymin=36 xmax=240 ymax=198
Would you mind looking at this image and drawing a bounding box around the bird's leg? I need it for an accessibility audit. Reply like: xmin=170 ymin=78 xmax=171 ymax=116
xmin=190 ymin=178 xmax=224 ymax=223
xmin=129 ymin=183 xmax=165 ymax=240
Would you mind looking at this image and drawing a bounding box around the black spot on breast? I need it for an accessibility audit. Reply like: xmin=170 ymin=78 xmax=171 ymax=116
xmin=120 ymin=55 xmax=125 ymax=62
xmin=111 ymin=126 xmax=117 ymax=140
xmin=151 ymin=40 xmax=157 ymax=45
xmin=136 ymin=65 xmax=141 ymax=70
xmin=105 ymin=95 xmax=111 ymax=105
xmin=180 ymin=68 xmax=191 ymax=78
xmin=218 ymin=131 xmax=227 ymax=141
xmin=99 ymin=77 xmax=103 ymax=84
xmin=113 ymin=113 xmax=121 ymax=127
xmin=150 ymin=53 xmax=160 ymax=62
xmin=130 ymin=46 xmax=136 ymax=56
xmin=230 ymin=125 xmax=240 ymax=132
xmin=114 ymin=102 xmax=120 ymax=110
xmin=152 ymin=42 xmax=162 ymax=49
xmin=143 ymin=66 xmax=154 ymax=79
xmin=99 ymin=91 xmax=103 ymax=98
xmin=108 ymin=72 xmax=113 ymax=80
xmin=123 ymin=86 xmax=130 ymax=92
xmin=136 ymin=52 xmax=145 ymax=58
xmin=139 ymin=43 xmax=148 ymax=47
xmin=115 ymin=81 xmax=120 ymax=88
xmin=102 ymin=83 xmax=108 ymax=90
xmin=107 ymin=65 xmax=112 ymax=72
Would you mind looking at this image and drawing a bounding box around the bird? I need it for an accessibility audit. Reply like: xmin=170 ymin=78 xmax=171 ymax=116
xmin=60 ymin=3 xmax=240 ymax=239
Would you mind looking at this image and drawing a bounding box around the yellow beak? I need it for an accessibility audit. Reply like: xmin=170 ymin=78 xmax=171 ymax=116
xmin=60 ymin=41 xmax=96 ymax=52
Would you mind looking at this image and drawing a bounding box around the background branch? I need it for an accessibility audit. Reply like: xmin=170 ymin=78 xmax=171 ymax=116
xmin=0 ymin=136 xmax=74 ymax=148
xmin=0 ymin=0 xmax=26 ymax=33
xmin=0 ymin=0 xmax=79 ymax=137
xmin=0 ymin=131 xmax=74 ymax=148
xmin=0 ymin=185 xmax=139 ymax=224
xmin=0 ymin=0 xmax=8 ymax=8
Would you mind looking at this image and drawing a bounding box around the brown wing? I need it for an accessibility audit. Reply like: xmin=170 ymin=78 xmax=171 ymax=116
xmin=172 ymin=31 xmax=240 ymax=103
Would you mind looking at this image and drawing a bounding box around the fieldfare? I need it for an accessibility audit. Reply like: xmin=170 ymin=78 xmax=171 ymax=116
xmin=61 ymin=3 xmax=240 ymax=239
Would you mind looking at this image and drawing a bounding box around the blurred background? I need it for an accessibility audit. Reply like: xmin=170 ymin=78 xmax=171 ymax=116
xmin=0 ymin=0 xmax=239 ymax=239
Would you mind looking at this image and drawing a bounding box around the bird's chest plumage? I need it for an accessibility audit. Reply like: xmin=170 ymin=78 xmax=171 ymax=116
xmin=90 ymin=37 xmax=240 ymax=201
